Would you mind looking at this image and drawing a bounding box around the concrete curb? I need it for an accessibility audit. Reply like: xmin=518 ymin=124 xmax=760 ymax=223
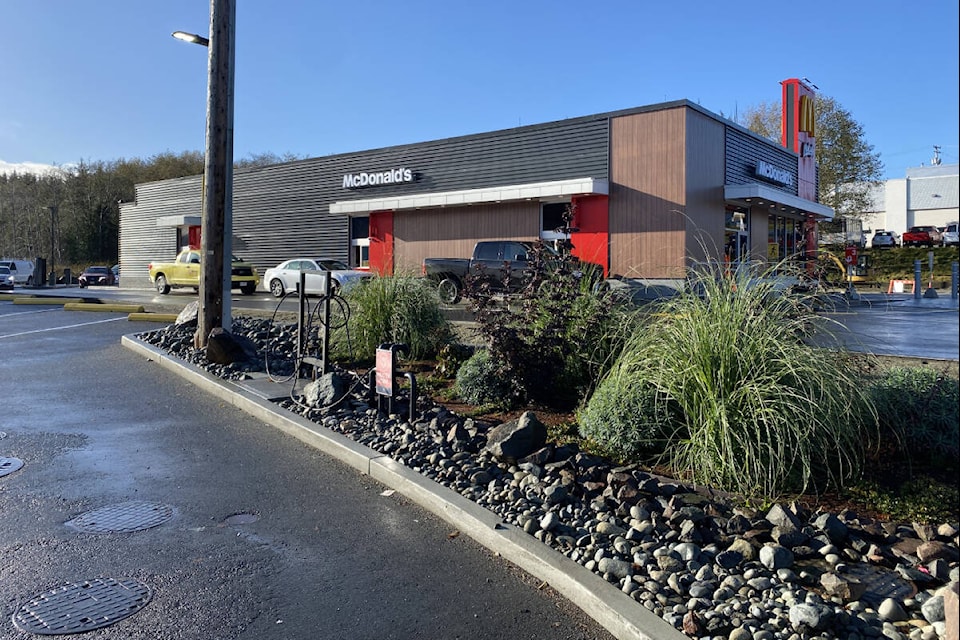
xmin=121 ymin=334 xmax=688 ymax=640
xmin=63 ymin=302 xmax=145 ymax=313
xmin=126 ymin=313 xmax=181 ymax=323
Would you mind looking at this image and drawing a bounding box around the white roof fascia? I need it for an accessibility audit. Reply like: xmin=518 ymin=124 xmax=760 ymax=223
xmin=724 ymin=183 xmax=834 ymax=221
xmin=330 ymin=178 xmax=609 ymax=215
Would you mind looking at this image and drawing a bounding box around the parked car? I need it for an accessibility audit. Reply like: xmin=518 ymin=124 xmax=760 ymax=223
xmin=871 ymin=230 xmax=900 ymax=249
xmin=78 ymin=265 xmax=116 ymax=288
xmin=0 ymin=265 xmax=14 ymax=290
xmin=263 ymin=258 xmax=372 ymax=297
xmin=942 ymin=222 xmax=959 ymax=247
xmin=111 ymin=264 xmax=120 ymax=284
xmin=902 ymin=226 xmax=943 ymax=247
xmin=0 ymin=259 xmax=35 ymax=285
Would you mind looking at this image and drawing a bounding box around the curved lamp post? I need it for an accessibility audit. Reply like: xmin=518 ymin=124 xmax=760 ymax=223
xmin=172 ymin=0 xmax=235 ymax=348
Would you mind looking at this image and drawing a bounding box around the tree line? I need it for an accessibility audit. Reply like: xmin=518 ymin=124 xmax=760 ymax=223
xmin=0 ymin=151 xmax=299 ymax=270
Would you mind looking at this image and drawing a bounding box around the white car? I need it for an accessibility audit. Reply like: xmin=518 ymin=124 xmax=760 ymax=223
xmin=942 ymin=221 xmax=959 ymax=247
xmin=263 ymin=258 xmax=372 ymax=298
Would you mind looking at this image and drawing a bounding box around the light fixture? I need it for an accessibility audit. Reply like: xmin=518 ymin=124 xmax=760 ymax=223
xmin=172 ymin=31 xmax=209 ymax=46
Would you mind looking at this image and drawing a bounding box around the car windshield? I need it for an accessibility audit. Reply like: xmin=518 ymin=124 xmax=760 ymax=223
xmin=0 ymin=267 xmax=10 ymax=274
xmin=86 ymin=267 xmax=109 ymax=274
xmin=315 ymin=260 xmax=349 ymax=270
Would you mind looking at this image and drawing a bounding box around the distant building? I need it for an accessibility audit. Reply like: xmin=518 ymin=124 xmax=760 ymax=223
xmin=864 ymin=163 xmax=959 ymax=242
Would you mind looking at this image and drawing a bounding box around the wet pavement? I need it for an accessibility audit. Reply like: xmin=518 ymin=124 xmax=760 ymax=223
xmin=812 ymin=292 xmax=959 ymax=362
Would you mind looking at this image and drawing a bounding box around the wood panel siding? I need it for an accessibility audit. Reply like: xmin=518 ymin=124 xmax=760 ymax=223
xmin=683 ymin=110 xmax=726 ymax=264
xmin=393 ymin=202 xmax=540 ymax=273
xmin=609 ymin=108 xmax=688 ymax=279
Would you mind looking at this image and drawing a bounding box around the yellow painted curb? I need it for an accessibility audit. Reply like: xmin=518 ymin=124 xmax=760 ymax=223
xmin=63 ymin=302 xmax=145 ymax=313
xmin=127 ymin=313 xmax=179 ymax=323
xmin=13 ymin=297 xmax=85 ymax=305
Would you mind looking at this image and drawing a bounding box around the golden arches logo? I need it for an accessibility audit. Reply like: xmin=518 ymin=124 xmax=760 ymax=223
xmin=799 ymin=95 xmax=815 ymax=136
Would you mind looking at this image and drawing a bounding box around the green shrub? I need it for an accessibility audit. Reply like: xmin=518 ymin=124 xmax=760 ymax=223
xmin=469 ymin=243 xmax=628 ymax=410
xmin=577 ymin=371 xmax=679 ymax=461
xmin=578 ymin=260 xmax=876 ymax=500
xmin=333 ymin=273 xmax=452 ymax=362
xmin=454 ymin=348 xmax=522 ymax=407
xmin=868 ymin=367 xmax=959 ymax=469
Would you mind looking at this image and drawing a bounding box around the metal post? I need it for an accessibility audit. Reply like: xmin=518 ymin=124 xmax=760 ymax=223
xmin=195 ymin=0 xmax=235 ymax=348
xmin=48 ymin=206 xmax=56 ymax=286
xmin=913 ymin=259 xmax=922 ymax=300
xmin=320 ymin=271 xmax=331 ymax=376
xmin=951 ymin=261 xmax=958 ymax=300
xmin=923 ymin=251 xmax=938 ymax=299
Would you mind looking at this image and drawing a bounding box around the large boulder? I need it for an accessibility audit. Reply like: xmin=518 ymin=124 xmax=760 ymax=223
xmin=483 ymin=411 xmax=547 ymax=462
xmin=205 ymin=327 xmax=258 ymax=365
xmin=303 ymin=372 xmax=348 ymax=408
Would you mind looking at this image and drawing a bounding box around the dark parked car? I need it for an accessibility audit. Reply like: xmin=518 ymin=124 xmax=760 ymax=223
xmin=78 ymin=265 xmax=116 ymax=287
xmin=871 ymin=230 xmax=900 ymax=248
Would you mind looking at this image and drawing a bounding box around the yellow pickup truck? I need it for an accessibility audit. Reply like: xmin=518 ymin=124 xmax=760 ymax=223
xmin=148 ymin=247 xmax=260 ymax=295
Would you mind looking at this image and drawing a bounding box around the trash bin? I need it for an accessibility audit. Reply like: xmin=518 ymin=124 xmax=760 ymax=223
xmin=63 ymin=268 xmax=72 ymax=285
xmin=34 ymin=258 xmax=46 ymax=287
xmin=48 ymin=271 xmax=56 ymax=286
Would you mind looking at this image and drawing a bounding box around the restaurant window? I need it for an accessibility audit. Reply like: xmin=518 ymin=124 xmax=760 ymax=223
xmin=350 ymin=216 xmax=370 ymax=268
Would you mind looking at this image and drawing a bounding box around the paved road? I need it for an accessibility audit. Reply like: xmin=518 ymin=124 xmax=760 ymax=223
xmin=0 ymin=299 xmax=615 ymax=640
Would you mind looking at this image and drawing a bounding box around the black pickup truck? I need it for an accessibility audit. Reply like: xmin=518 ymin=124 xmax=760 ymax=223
xmin=422 ymin=240 xmax=601 ymax=304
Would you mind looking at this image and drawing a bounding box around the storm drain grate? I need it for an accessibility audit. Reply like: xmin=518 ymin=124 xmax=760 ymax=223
xmin=12 ymin=577 xmax=152 ymax=635
xmin=66 ymin=501 xmax=174 ymax=534
xmin=0 ymin=457 xmax=24 ymax=478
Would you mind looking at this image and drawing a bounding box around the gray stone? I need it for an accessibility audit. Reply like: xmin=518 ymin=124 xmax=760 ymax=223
xmin=820 ymin=572 xmax=867 ymax=602
xmin=303 ymin=372 xmax=347 ymax=408
xmin=813 ymin=512 xmax=849 ymax=543
xmin=205 ymin=327 xmax=258 ymax=365
xmin=788 ymin=602 xmax=834 ymax=632
xmin=921 ymin=595 xmax=945 ymax=623
xmin=175 ymin=300 xmax=199 ymax=325
xmin=482 ymin=411 xmax=547 ymax=462
xmin=878 ymin=597 xmax=909 ymax=622
xmin=759 ymin=544 xmax=794 ymax=570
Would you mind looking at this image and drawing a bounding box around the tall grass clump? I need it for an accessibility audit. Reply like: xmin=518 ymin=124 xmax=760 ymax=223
xmin=334 ymin=273 xmax=452 ymax=362
xmin=578 ymin=260 xmax=876 ymax=500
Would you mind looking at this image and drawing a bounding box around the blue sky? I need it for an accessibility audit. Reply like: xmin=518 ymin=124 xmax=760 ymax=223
xmin=1 ymin=1 xmax=957 ymax=180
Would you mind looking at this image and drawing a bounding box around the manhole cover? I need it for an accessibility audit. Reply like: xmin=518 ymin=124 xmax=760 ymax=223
xmin=66 ymin=501 xmax=174 ymax=534
xmin=0 ymin=457 xmax=24 ymax=478
xmin=223 ymin=512 xmax=259 ymax=525
xmin=12 ymin=577 xmax=152 ymax=635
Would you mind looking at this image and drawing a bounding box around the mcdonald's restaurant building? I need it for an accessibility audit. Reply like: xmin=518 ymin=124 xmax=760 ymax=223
xmin=118 ymin=79 xmax=832 ymax=291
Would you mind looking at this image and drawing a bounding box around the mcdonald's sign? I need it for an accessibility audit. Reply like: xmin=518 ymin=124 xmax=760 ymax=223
xmin=799 ymin=95 xmax=815 ymax=136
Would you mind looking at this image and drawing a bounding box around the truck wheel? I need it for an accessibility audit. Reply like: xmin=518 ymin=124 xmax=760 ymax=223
xmin=269 ymin=279 xmax=285 ymax=298
xmin=437 ymin=277 xmax=462 ymax=304
xmin=240 ymin=282 xmax=255 ymax=295
xmin=155 ymin=275 xmax=171 ymax=294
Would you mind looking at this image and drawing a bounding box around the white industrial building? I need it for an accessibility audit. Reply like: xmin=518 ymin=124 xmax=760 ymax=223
xmin=864 ymin=162 xmax=959 ymax=242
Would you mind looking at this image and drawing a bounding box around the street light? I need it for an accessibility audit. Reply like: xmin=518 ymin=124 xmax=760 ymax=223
xmin=171 ymin=31 xmax=209 ymax=46
xmin=172 ymin=0 xmax=235 ymax=348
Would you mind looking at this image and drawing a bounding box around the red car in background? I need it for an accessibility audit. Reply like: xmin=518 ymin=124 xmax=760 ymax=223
xmin=78 ymin=265 xmax=116 ymax=287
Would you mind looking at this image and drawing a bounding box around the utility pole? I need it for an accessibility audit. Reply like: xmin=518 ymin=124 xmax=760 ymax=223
xmin=195 ymin=0 xmax=236 ymax=348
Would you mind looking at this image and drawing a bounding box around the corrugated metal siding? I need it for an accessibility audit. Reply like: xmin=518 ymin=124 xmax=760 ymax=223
xmin=908 ymin=174 xmax=959 ymax=210
xmin=725 ymin=127 xmax=799 ymax=196
xmin=119 ymin=176 xmax=203 ymax=290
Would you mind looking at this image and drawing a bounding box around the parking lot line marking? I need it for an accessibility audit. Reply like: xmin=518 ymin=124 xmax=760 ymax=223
xmin=0 ymin=307 xmax=62 ymax=317
xmin=0 ymin=316 xmax=126 ymax=340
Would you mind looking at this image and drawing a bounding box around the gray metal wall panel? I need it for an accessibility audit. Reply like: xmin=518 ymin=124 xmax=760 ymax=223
xmin=724 ymin=127 xmax=799 ymax=196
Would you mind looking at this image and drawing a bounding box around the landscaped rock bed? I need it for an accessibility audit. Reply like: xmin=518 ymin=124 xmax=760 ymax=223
xmin=138 ymin=315 xmax=959 ymax=640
